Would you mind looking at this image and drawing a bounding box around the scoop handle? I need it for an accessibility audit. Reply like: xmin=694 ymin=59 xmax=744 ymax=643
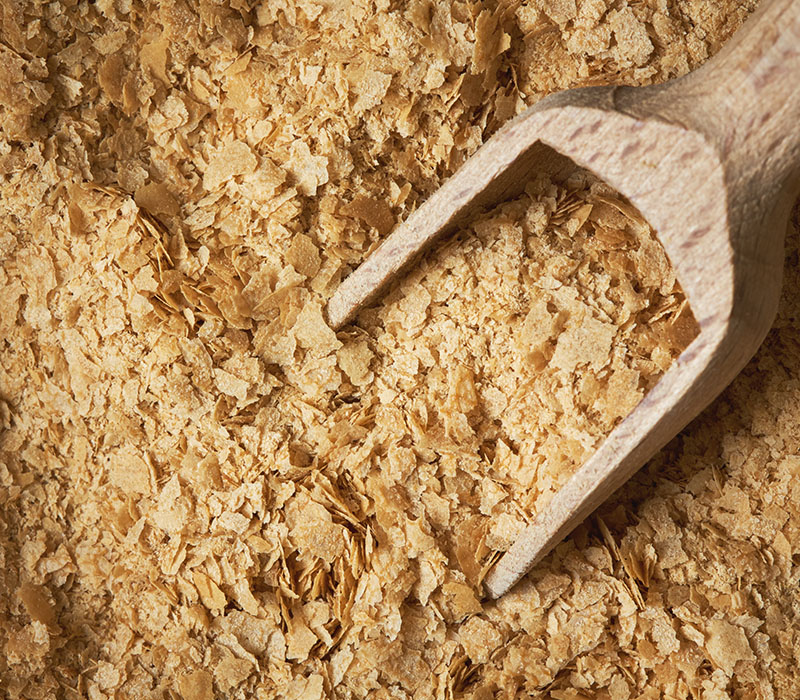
xmin=627 ymin=0 xmax=800 ymax=189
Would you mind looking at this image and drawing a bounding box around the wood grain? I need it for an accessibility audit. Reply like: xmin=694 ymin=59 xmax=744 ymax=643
xmin=326 ymin=0 xmax=800 ymax=598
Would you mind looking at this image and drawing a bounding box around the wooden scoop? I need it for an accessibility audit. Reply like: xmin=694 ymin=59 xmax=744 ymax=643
xmin=327 ymin=0 xmax=800 ymax=598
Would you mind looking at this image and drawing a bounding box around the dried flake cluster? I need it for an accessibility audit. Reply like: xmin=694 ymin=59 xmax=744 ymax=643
xmin=4 ymin=0 xmax=799 ymax=699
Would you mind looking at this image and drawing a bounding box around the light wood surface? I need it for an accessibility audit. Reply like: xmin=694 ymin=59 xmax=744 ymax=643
xmin=326 ymin=0 xmax=800 ymax=598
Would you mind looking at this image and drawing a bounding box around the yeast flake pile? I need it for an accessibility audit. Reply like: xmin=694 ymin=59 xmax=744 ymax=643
xmin=4 ymin=1 xmax=798 ymax=699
